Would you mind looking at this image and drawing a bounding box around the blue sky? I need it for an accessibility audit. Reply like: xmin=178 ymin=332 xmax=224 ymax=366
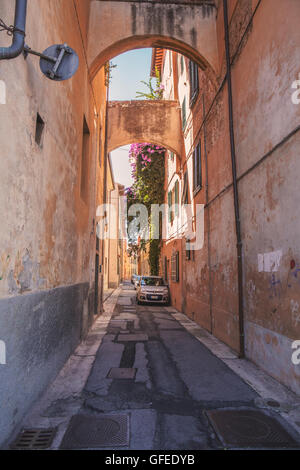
xmin=109 ymin=48 xmax=153 ymax=188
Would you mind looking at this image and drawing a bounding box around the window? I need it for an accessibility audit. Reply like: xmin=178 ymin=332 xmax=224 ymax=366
xmin=182 ymin=171 xmax=189 ymax=205
xmin=164 ymin=256 xmax=168 ymax=283
xmin=168 ymin=191 xmax=172 ymax=223
xmin=171 ymin=251 xmax=180 ymax=282
xmin=181 ymin=96 xmax=186 ymax=130
xmin=189 ymin=60 xmax=199 ymax=107
xmin=174 ymin=180 xmax=179 ymax=216
xmin=169 ymin=51 xmax=173 ymax=76
xmin=186 ymin=239 xmax=191 ymax=261
xmin=170 ymin=151 xmax=174 ymax=162
xmin=180 ymin=55 xmax=184 ymax=74
xmin=99 ymin=126 xmax=102 ymax=167
xmin=81 ymin=116 xmax=90 ymax=202
xmin=193 ymin=141 xmax=202 ymax=194
xmin=35 ymin=113 xmax=45 ymax=147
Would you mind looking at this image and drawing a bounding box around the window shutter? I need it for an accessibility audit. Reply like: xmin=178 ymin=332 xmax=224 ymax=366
xmin=168 ymin=191 xmax=172 ymax=222
xmin=189 ymin=60 xmax=199 ymax=107
xmin=193 ymin=142 xmax=202 ymax=193
xmin=175 ymin=180 xmax=179 ymax=216
xmin=182 ymin=97 xmax=186 ymax=129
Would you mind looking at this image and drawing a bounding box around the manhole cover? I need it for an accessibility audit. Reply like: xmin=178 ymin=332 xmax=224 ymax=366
xmin=206 ymin=409 xmax=299 ymax=448
xmin=60 ymin=414 xmax=129 ymax=449
xmin=10 ymin=428 xmax=57 ymax=450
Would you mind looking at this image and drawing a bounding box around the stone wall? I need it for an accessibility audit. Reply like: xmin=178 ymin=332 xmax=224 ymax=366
xmin=0 ymin=0 xmax=107 ymax=444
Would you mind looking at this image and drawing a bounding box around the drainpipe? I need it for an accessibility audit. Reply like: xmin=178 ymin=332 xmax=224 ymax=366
xmin=100 ymin=82 xmax=109 ymax=310
xmin=0 ymin=0 xmax=27 ymax=60
xmin=223 ymin=0 xmax=245 ymax=358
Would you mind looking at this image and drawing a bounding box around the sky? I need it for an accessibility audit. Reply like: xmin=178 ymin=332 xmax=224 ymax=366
xmin=109 ymin=48 xmax=153 ymax=189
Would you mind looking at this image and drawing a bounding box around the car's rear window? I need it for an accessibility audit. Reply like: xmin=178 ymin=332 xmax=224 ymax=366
xmin=141 ymin=277 xmax=164 ymax=286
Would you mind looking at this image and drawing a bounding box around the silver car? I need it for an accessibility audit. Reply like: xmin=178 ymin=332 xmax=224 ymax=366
xmin=136 ymin=276 xmax=170 ymax=305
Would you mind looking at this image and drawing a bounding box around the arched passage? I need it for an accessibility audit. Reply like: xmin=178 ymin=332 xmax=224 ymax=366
xmin=107 ymin=100 xmax=183 ymax=156
xmin=88 ymin=1 xmax=219 ymax=79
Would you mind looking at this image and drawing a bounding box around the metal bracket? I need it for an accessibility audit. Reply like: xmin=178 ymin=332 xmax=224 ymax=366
xmin=23 ymin=43 xmax=73 ymax=80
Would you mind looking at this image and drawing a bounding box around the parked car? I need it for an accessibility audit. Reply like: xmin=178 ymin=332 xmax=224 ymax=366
xmin=131 ymin=274 xmax=141 ymax=290
xmin=136 ymin=276 xmax=170 ymax=305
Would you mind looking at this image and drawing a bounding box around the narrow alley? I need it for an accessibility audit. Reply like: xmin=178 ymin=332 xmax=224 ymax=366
xmin=0 ymin=0 xmax=300 ymax=453
xmin=9 ymin=282 xmax=299 ymax=450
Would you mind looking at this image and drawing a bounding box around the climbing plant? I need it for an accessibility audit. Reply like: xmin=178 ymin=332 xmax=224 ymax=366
xmin=125 ymin=69 xmax=166 ymax=274
xmin=125 ymin=143 xmax=165 ymax=275
xmin=135 ymin=67 xmax=164 ymax=100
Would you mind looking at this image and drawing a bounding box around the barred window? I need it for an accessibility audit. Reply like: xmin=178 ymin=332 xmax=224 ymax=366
xmin=171 ymin=251 xmax=180 ymax=282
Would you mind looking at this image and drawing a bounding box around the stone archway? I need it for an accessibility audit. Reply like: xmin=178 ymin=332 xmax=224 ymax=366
xmin=88 ymin=0 xmax=219 ymax=79
xmin=107 ymin=100 xmax=183 ymax=155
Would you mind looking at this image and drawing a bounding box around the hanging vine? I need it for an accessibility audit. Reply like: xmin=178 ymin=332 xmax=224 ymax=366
xmin=126 ymin=143 xmax=165 ymax=275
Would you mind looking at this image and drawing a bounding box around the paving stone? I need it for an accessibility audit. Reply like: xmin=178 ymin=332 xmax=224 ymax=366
xmin=117 ymin=313 xmax=138 ymax=320
xmin=107 ymin=368 xmax=137 ymax=379
xmin=109 ymin=320 xmax=128 ymax=330
xmin=160 ymin=414 xmax=209 ymax=450
xmin=133 ymin=343 xmax=151 ymax=389
xmin=117 ymin=334 xmax=148 ymax=342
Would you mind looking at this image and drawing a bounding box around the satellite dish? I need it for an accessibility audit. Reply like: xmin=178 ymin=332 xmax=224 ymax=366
xmin=39 ymin=43 xmax=79 ymax=81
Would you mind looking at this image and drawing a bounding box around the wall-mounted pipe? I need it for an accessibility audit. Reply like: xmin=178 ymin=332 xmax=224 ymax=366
xmin=223 ymin=0 xmax=245 ymax=358
xmin=0 ymin=0 xmax=27 ymax=60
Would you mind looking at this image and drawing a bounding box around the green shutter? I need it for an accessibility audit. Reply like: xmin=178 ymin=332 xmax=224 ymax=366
xmin=175 ymin=181 xmax=179 ymax=216
xmin=182 ymin=97 xmax=186 ymax=129
xmin=168 ymin=191 xmax=172 ymax=222
xmin=181 ymin=55 xmax=184 ymax=74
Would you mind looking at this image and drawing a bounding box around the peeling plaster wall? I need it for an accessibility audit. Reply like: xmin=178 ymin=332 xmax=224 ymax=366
xmin=0 ymin=0 xmax=106 ymax=444
xmin=161 ymin=0 xmax=300 ymax=394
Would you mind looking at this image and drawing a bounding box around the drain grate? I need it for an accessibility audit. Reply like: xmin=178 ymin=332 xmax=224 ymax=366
xmin=206 ymin=409 xmax=300 ymax=449
xmin=60 ymin=414 xmax=129 ymax=449
xmin=10 ymin=428 xmax=57 ymax=450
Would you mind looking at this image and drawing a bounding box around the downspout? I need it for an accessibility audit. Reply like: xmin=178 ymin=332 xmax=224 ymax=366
xmin=0 ymin=0 xmax=27 ymax=60
xmin=100 ymin=82 xmax=109 ymax=310
xmin=223 ymin=0 xmax=245 ymax=358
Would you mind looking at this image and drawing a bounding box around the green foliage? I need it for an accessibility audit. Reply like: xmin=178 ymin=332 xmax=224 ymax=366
xmin=126 ymin=143 xmax=165 ymax=274
xmin=135 ymin=67 xmax=164 ymax=100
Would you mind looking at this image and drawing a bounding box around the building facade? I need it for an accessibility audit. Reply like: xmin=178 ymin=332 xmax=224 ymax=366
xmin=157 ymin=0 xmax=300 ymax=395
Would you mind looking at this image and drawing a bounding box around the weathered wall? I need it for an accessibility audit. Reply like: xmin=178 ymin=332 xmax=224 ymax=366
xmin=231 ymin=0 xmax=300 ymax=393
xmin=0 ymin=0 xmax=106 ymax=445
xmin=88 ymin=0 xmax=219 ymax=77
xmin=160 ymin=0 xmax=300 ymax=394
xmin=107 ymin=100 xmax=183 ymax=155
